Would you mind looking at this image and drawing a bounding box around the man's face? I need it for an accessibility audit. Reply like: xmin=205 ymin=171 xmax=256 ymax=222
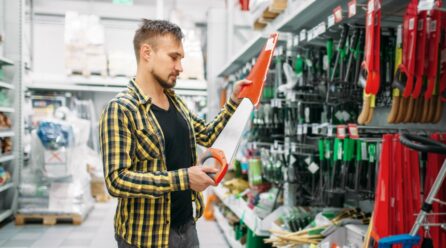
xmin=144 ymin=34 xmax=184 ymax=89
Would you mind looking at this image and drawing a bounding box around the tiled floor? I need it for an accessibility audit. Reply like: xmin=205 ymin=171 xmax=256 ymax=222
xmin=0 ymin=199 xmax=229 ymax=248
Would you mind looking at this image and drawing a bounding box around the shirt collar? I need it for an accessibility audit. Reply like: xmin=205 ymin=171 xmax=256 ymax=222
xmin=128 ymin=78 xmax=177 ymax=106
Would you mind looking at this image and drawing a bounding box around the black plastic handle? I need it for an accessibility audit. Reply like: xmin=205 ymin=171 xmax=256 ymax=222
xmin=400 ymin=133 xmax=446 ymax=155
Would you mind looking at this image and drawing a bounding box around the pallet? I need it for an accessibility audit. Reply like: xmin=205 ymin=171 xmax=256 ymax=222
xmin=15 ymin=213 xmax=83 ymax=226
xmin=94 ymin=194 xmax=111 ymax=203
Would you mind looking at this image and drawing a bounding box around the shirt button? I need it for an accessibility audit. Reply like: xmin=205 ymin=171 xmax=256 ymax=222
xmin=166 ymin=220 xmax=170 ymax=224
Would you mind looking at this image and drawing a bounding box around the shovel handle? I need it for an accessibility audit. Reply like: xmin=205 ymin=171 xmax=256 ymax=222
xmin=400 ymin=133 xmax=446 ymax=155
xmin=387 ymin=95 xmax=400 ymax=123
xmin=199 ymin=148 xmax=228 ymax=184
xmin=358 ymin=93 xmax=372 ymax=125
xmin=403 ymin=97 xmax=415 ymax=123
xmin=395 ymin=97 xmax=408 ymax=123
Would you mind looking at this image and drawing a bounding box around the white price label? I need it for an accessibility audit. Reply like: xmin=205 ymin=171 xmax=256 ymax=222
xmin=348 ymin=124 xmax=359 ymax=139
xmin=303 ymin=124 xmax=308 ymax=134
xmin=337 ymin=125 xmax=347 ymax=139
xmin=305 ymin=156 xmax=312 ymax=165
xmin=348 ymin=0 xmax=357 ymax=18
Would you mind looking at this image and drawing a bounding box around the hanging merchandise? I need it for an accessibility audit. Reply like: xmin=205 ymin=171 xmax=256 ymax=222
xmin=358 ymin=0 xmax=382 ymax=125
xmin=374 ymin=133 xmax=446 ymax=247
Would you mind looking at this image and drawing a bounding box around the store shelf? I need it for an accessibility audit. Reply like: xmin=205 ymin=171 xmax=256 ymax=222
xmin=0 ymin=209 xmax=13 ymax=223
xmin=0 ymin=107 xmax=14 ymax=113
xmin=217 ymin=0 xmax=407 ymax=77
xmin=0 ymin=56 xmax=14 ymax=66
xmin=214 ymin=185 xmax=285 ymax=236
xmin=213 ymin=206 xmax=244 ymax=248
xmin=0 ymin=154 xmax=14 ymax=163
xmin=0 ymin=130 xmax=14 ymax=138
xmin=0 ymin=182 xmax=14 ymax=193
xmin=0 ymin=81 xmax=14 ymax=89
xmin=26 ymin=73 xmax=208 ymax=96
xmin=218 ymin=34 xmax=266 ymax=77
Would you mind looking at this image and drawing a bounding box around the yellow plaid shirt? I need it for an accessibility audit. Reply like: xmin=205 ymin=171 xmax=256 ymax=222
xmin=99 ymin=79 xmax=239 ymax=247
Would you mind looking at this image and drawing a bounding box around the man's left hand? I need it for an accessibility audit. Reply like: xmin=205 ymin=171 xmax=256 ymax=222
xmin=231 ymin=79 xmax=252 ymax=104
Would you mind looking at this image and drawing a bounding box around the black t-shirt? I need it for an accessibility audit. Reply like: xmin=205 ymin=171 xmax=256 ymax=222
xmin=151 ymin=97 xmax=193 ymax=227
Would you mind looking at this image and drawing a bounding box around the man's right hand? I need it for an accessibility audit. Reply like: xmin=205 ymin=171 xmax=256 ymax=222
xmin=188 ymin=166 xmax=218 ymax=192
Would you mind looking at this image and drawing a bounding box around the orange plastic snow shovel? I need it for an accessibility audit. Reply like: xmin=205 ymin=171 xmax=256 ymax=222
xmin=199 ymin=33 xmax=279 ymax=184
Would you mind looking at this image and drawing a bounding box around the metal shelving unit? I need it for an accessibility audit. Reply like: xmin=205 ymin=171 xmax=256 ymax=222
xmin=0 ymin=154 xmax=14 ymax=163
xmin=0 ymin=0 xmax=24 ymax=224
xmin=0 ymin=209 xmax=13 ymax=223
xmin=213 ymin=0 xmax=434 ymax=243
xmin=26 ymin=74 xmax=208 ymax=96
xmin=214 ymin=185 xmax=285 ymax=237
xmin=217 ymin=0 xmax=407 ymax=77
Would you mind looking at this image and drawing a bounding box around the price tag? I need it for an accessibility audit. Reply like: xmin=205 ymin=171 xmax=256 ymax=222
xmin=274 ymin=140 xmax=279 ymax=149
xmin=308 ymin=162 xmax=319 ymax=174
xmin=418 ymin=19 xmax=424 ymax=31
xmin=348 ymin=124 xmax=359 ymax=139
xmin=348 ymin=0 xmax=357 ymax=18
xmin=312 ymin=123 xmax=319 ymax=134
xmin=327 ymin=14 xmax=335 ymax=28
xmin=336 ymin=125 xmax=347 ymax=139
xmin=300 ymin=30 xmax=307 ymax=41
xmin=303 ymin=124 xmax=308 ymax=134
xmin=333 ymin=6 xmax=343 ymax=23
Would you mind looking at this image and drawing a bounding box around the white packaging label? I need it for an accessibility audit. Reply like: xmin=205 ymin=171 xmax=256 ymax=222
xmin=308 ymin=162 xmax=319 ymax=174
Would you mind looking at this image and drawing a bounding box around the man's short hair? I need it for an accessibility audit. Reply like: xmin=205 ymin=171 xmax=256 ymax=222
xmin=133 ymin=19 xmax=184 ymax=62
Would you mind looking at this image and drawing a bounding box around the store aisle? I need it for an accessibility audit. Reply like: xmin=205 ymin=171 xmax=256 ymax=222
xmin=0 ymin=199 xmax=229 ymax=248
